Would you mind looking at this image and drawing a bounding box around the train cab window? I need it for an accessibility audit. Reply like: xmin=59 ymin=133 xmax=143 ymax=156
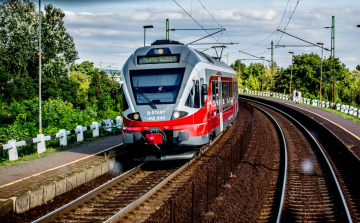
xmin=185 ymin=80 xmax=200 ymax=108
xmin=130 ymin=68 xmax=184 ymax=105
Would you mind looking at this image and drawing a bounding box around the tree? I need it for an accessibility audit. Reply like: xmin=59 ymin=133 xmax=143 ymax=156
xmin=230 ymin=60 xmax=246 ymax=88
xmin=0 ymin=0 xmax=78 ymax=102
xmin=356 ymin=64 xmax=360 ymax=71
xmin=70 ymin=61 xmax=96 ymax=76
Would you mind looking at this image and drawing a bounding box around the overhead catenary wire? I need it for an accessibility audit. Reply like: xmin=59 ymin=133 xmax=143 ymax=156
xmin=277 ymin=0 xmax=301 ymax=45
xmin=173 ymin=0 xmax=235 ymax=58
xmin=173 ymin=0 xmax=220 ymax=44
xmin=230 ymin=0 xmax=302 ymax=67
xmin=197 ymin=0 xmax=233 ymax=43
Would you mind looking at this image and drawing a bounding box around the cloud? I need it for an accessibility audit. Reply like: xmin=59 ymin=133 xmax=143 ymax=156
xmin=342 ymin=57 xmax=357 ymax=62
xmin=60 ymin=4 xmax=360 ymax=70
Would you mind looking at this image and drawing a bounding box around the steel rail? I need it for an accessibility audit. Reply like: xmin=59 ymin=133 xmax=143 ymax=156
xmin=243 ymin=97 xmax=353 ymax=223
xmin=32 ymin=162 xmax=145 ymax=223
xmin=105 ymin=126 xmax=228 ymax=222
xmin=104 ymin=141 xmax=218 ymax=222
xmin=252 ymin=105 xmax=288 ymax=223
xmin=33 ymin=119 xmax=229 ymax=223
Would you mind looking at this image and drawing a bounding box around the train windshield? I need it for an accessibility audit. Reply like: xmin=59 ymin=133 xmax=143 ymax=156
xmin=130 ymin=68 xmax=185 ymax=105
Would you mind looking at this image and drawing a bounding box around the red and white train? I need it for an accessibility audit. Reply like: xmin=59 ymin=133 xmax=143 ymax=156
xmin=117 ymin=40 xmax=238 ymax=160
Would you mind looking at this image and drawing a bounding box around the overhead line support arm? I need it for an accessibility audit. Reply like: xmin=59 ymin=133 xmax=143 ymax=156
xmin=277 ymin=29 xmax=330 ymax=51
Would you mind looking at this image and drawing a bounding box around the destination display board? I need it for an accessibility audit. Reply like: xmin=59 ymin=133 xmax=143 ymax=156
xmin=138 ymin=54 xmax=180 ymax=64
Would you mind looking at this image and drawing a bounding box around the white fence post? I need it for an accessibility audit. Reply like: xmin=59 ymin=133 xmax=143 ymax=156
xmin=76 ymin=125 xmax=84 ymax=142
xmin=92 ymin=122 xmax=99 ymax=137
xmin=37 ymin=134 xmax=46 ymax=154
xmin=8 ymin=139 xmax=18 ymax=161
xmin=59 ymin=129 xmax=67 ymax=146
xmin=116 ymin=116 xmax=123 ymax=129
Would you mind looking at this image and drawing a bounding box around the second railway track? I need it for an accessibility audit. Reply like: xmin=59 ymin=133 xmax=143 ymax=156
xmin=248 ymin=99 xmax=353 ymax=222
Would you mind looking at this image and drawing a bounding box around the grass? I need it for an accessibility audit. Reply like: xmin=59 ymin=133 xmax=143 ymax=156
xmin=293 ymin=102 xmax=360 ymax=124
xmin=318 ymin=107 xmax=360 ymax=124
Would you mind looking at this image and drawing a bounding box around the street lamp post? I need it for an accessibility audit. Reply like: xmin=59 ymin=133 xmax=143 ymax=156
xmin=143 ymin=25 xmax=153 ymax=47
xmin=39 ymin=0 xmax=42 ymax=134
xmin=289 ymin=52 xmax=294 ymax=96
xmin=317 ymin=43 xmax=324 ymax=106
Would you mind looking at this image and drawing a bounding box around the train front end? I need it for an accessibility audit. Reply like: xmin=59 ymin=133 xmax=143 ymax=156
xmin=120 ymin=40 xmax=208 ymax=161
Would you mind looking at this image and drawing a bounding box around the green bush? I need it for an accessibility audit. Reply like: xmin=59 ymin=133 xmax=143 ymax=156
xmin=0 ymin=97 xmax=121 ymax=161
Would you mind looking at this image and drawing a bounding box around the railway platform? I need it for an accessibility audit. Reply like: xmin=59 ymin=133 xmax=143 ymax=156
xmin=240 ymin=94 xmax=360 ymax=160
xmin=0 ymin=134 xmax=123 ymax=200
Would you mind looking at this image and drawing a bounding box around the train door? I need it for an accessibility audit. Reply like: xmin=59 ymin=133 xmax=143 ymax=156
xmin=218 ymin=77 xmax=223 ymax=132
xmin=211 ymin=80 xmax=219 ymax=134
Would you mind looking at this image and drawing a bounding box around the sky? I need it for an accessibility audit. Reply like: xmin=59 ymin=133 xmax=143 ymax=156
xmin=36 ymin=0 xmax=360 ymax=71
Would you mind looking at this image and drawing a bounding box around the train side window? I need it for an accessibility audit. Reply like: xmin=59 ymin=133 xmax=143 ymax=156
xmin=230 ymin=81 xmax=232 ymax=100
xmin=222 ymin=81 xmax=225 ymax=110
xmin=185 ymin=80 xmax=200 ymax=108
xmin=228 ymin=82 xmax=231 ymax=100
xmin=122 ymin=88 xmax=129 ymax=111
xmin=225 ymin=81 xmax=228 ymax=107
xmin=216 ymin=81 xmax=219 ymax=104
xmin=226 ymin=81 xmax=229 ymax=109
xmin=233 ymin=82 xmax=236 ymax=101
xmin=225 ymin=82 xmax=228 ymax=107
xmin=200 ymin=78 xmax=206 ymax=108
xmin=212 ymin=81 xmax=216 ymax=104
xmin=195 ymin=80 xmax=200 ymax=108
xmin=234 ymin=81 xmax=236 ymax=101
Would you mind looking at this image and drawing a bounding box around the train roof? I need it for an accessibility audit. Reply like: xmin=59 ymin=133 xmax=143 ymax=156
xmin=129 ymin=39 xmax=233 ymax=71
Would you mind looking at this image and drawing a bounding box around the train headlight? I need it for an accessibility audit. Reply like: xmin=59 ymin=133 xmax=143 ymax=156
xmin=171 ymin=110 xmax=188 ymax=120
xmin=127 ymin=112 xmax=142 ymax=121
xmin=173 ymin=111 xmax=180 ymax=119
xmin=157 ymin=49 xmax=164 ymax=54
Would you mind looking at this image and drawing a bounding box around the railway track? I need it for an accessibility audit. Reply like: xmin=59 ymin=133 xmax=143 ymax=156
xmin=247 ymin=99 xmax=353 ymax=222
xmin=31 ymin=137 xmax=223 ymax=223
xmin=32 ymin=161 xmax=186 ymax=223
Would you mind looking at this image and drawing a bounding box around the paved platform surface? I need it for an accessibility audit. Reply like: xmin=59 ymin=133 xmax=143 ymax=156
xmin=0 ymin=134 xmax=123 ymax=190
xmin=242 ymin=94 xmax=360 ymax=159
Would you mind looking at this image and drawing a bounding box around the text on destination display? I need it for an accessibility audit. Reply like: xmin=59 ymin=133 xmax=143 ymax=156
xmin=138 ymin=55 xmax=179 ymax=64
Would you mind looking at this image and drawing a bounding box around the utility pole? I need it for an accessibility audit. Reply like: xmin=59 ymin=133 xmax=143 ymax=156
xmin=261 ymin=57 xmax=265 ymax=93
xmin=332 ymin=16 xmax=335 ymax=102
xmin=271 ymin=41 xmax=274 ymax=67
xmin=331 ymin=16 xmax=335 ymax=58
xmin=166 ymin=18 xmax=169 ymax=40
xmin=271 ymin=41 xmax=274 ymax=93
xmin=38 ymin=0 xmax=42 ymax=134
xmin=289 ymin=52 xmax=294 ymax=96
xmin=317 ymin=43 xmax=324 ymax=105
